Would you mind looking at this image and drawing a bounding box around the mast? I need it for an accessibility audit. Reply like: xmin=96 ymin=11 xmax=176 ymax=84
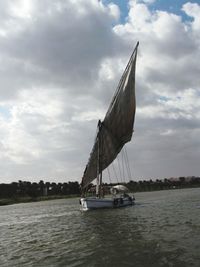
xmin=96 ymin=120 xmax=102 ymax=198
xmin=96 ymin=130 xmax=100 ymax=197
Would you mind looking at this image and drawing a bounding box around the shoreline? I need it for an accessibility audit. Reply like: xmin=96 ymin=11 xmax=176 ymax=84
xmin=0 ymin=194 xmax=79 ymax=206
xmin=1 ymin=186 xmax=200 ymax=206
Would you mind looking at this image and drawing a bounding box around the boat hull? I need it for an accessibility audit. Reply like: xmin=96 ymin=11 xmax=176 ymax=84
xmin=80 ymin=196 xmax=134 ymax=211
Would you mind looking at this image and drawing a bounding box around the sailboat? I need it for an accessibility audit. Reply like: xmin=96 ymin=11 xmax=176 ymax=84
xmin=80 ymin=42 xmax=139 ymax=210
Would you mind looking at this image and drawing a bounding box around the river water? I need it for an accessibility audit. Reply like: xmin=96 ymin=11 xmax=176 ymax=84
xmin=0 ymin=188 xmax=200 ymax=267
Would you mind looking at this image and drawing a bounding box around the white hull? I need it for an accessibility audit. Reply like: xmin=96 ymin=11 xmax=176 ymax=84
xmin=80 ymin=196 xmax=134 ymax=211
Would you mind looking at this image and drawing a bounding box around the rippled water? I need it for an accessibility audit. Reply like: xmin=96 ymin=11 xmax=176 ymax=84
xmin=0 ymin=188 xmax=200 ymax=267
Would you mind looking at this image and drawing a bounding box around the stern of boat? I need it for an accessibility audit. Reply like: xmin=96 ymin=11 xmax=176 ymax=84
xmin=80 ymin=194 xmax=135 ymax=211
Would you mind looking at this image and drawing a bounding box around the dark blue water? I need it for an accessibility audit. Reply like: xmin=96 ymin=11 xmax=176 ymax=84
xmin=0 ymin=188 xmax=200 ymax=266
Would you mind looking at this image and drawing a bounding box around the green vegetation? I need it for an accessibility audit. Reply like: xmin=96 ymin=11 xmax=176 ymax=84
xmin=126 ymin=176 xmax=200 ymax=192
xmin=0 ymin=176 xmax=200 ymax=206
xmin=0 ymin=180 xmax=80 ymax=206
xmin=96 ymin=176 xmax=200 ymax=194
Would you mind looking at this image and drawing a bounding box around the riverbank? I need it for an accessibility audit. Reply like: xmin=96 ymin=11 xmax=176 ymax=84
xmin=0 ymin=195 xmax=79 ymax=206
xmin=1 ymin=184 xmax=200 ymax=206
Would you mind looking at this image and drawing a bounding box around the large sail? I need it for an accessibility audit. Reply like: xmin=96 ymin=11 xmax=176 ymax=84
xmin=81 ymin=42 xmax=139 ymax=189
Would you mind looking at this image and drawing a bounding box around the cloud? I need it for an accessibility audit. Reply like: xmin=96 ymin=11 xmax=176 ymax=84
xmin=0 ymin=0 xmax=124 ymax=98
xmin=112 ymin=1 xmax=200 ymax=180
xmin=0 ymin=0 xmax=199 ymax=183
xmin=182 ymin=2 xmax=200 ymax=33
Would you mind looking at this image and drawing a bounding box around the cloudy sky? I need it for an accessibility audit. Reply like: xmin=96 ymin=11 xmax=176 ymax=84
xmin=0 ymin=0 xmax=200 ymax=184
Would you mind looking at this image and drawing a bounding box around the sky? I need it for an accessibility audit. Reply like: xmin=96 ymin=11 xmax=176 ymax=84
xmin=0 ymin=0 xmax=200 ymax=184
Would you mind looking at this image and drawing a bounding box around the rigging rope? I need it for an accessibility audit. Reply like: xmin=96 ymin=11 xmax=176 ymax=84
xmin=121 ymin=149 xmax=126 ymax=184
xmin=107 ymin=167 xmax=112 ymax=184
xmin=124 ymin=146 xmax=132 ymax=181
xmin=111 ymin=162 xmax=119 ymax=184
xmin=117 ymin=157 xmax=123 ymax=184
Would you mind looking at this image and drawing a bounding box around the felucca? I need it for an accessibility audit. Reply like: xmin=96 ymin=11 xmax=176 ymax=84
xmin=80 ymin=42 xmax=139 ymax=210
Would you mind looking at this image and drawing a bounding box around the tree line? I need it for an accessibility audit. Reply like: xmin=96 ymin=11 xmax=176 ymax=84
xmin=125 ymin=176 xmax=200 ymax=192
xmin=97 ymin=176 xmax=200 ymax=194
xmin=0 ymin=176 xmax=200 ymax=199
xmin=0 ymin=180 xmax=80 ymax=199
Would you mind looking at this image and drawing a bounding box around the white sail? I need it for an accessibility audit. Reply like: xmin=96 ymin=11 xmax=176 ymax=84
xmin=81 ymin=42 xmax=139 ymax=190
